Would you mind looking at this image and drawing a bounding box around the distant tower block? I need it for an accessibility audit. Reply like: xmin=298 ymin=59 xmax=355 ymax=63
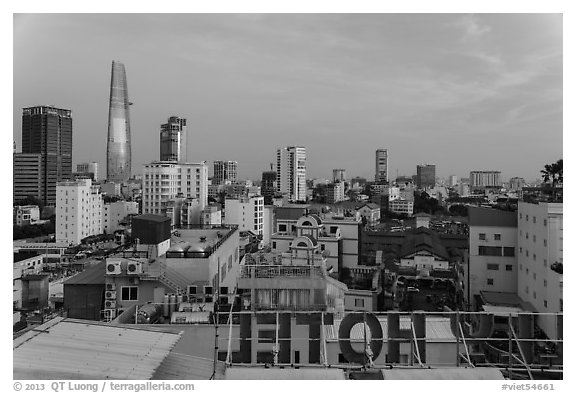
xmin=106 ymin=60 xmax=132 ymax=182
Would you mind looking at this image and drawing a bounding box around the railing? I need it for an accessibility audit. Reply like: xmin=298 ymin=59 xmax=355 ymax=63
xmin=239 ymin=264 xmax=325 ymax=279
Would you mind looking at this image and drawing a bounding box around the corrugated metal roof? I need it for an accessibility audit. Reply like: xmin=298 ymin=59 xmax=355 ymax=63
xmin=63 ymin=261 xmax=106 ymax=285
xmin=225 ymin=368 xmax=346 ymax=380
xmin=152 ymin=353 xmax=225 ymax=380
xmin=382 ymin=367 xmax=504 ymax=380
xmin=13 ymin=317 xmax=181 ymax=380
xmin=324 ymin=316 xmax=456 ymax=342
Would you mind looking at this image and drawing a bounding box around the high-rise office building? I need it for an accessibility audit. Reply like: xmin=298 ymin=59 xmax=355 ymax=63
xmin=76 ymin=162 xmax=99 ymax=181
xmin=470 ymin=171 xmax=502 ymax=190
xmin=213 ymin=161 xmax=238 ymax=185
xmin=160 ymin=116 xmax=187 ymax=163
xmin=375 ymin=149 xmax=388 ymax=184
xmin=333 ymin=168 xmax=346 ymax=183
xmin=416 ymin=164 xmax=436 ymax=189
xmin=14 ymin=106 xmax=73 ymax=206
xmin=106 ymin=60 xmax=132 ymax=182
xmin=261 ymin=170 xmax=277 ymax=205
xmin=276 ymin=146 xmax=306 ymax=202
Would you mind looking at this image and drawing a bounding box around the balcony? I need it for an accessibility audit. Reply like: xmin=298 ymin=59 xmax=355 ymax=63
xmin=239 ymin=264 xmax=325 ymax=279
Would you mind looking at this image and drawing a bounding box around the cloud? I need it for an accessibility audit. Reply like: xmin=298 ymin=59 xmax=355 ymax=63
xmin=453 ymin=14 xmax=492 ymax=41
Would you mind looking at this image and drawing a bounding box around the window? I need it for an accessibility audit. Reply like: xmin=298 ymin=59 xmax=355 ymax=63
xmin=533 ymin=272 xmax=536 ymax=280
xmin=479 ymin=233 xmax=486 ymax=240
xmin=479 ymin=246 xmax=502 ymax=256
xmin=188 ymin=285 xmax=197 ymax=295
xmin=121 ymin=286 xmax=138 ymax=301
xmin=544 ymin=280 xmax=547 ymax=287
xmin=544 ymin=300 xmax=548 ymax=308
xmin=533 ymin=291 xmax=536 ymax=299
xmin=487 ymin=263 xmax=499 ymax=271
xmin=272 ymin=241 xmax=276 ymax=249
xmin=505 ymin=265 xmax=513 ymax=271
xmin=354 ymin=298 xmax=365 ymax=307
xmin=204 ymin=286 xmax=213 ymax=295
xmin=533 ymin=217 xmax=536 ymax=224
xmin=487 ymin=278 xmax=494 ymax=286
xmin=544 ymin=239 xmax=547 ymax=247
xmin=321 ymin=244 xmax=325 ymax=251
xmin=503 ymin=247 xmax=515 ymax=257
xmin=494 ymin=234 xmax=501 ymax=241
xmin=544 ymin=259 xmax=547 ymax=267
xmin=258 ymin=330 xmax=275 ymax=343
xmin=544 ymin=219 xmax=547 ymax=227
xmin=278 ymin=224 xmax=287 ymax=232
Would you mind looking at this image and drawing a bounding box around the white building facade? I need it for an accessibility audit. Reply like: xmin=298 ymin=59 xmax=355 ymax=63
xmin=142 ymin=161 xmax=208 ymax=217
xmin=76 ymin=162 xmax=99 ymax=181
xmin=225 ymin=195 xmax=264 ymax=235
xmin=56 ymin=179 xmax=103 ymax=245
xmin=468 ymin=207 xmax=518 ymax=304
xmin=517 ymin=202 xmax=563 ymax=340
xmin=103 ymin=200 xmax=139 ymax=233
xmin=276 ymin=146 xmax=306 ymax=202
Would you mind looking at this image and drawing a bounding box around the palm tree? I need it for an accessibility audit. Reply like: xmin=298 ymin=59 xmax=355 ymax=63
xmin=541 ymin=159 xmax=563 ymax=201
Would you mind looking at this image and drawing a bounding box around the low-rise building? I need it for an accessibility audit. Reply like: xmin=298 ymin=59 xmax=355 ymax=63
xmin=201 ymin=204 xmax=222 ymax=226
xmin=238 ymin=238 xmax=347 ymax=313
xmin=389 ymin=199 xmax=414 ymax=216
xmin=225 ymin=195 xmax=264 ymax=235
xmin=13 ymin=205 xmax=42 ymax=226
xmin=103 ymin=200 xmax=138 ymax=233
xmin=326 ymin=182 xmax=345 ymax=204
xmin=356 ymin=203 xmax=381 ymax=227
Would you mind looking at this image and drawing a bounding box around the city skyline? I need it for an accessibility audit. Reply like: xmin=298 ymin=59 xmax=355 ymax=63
xmin=13 ymin=14 xmax=562 ymax=181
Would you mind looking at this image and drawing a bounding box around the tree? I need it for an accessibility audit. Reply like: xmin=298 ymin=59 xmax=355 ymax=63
xmin=541 ymin=159 xmax=563 ymax=201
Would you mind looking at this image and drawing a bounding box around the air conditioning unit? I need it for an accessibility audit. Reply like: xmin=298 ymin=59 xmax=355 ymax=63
xmin=127 ymin=261 xmax=142 ymax=275
xmin=105 ymin=290 xmax=117 ymax=300
xmin=104 ymin=300 xmax=117 ymax=309
xmin=105 ymin=283 xmax=116 ymax=291
xmin=106 ymin=260 xmax=122 ymax=275
xmin=103 ymin=308 xmax=117 ymax=321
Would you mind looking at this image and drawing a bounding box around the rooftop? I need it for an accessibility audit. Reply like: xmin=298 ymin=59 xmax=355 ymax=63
xmin=399 ymin=227 xmax=450 ymax=260
xmin=13 ymin=317 xmax=181 ymax=380
xmin=64 ymin=261 xmax=106 ymax=285
xmin=468 ymin=206 xmax=517 ymax=227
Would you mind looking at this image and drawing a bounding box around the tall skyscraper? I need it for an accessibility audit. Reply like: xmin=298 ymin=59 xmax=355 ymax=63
xmin=106 ymin=60 xmax=132 ymax=182
xmin=416 ymin=164 xmax=436 ymax=189
xmin=375 ymin=149 xmax=388 ymax=184
xmin=160 ymin=116 xmax=187 ymax=163
xmin=213 ymin=161 xmax=238 ymax=185
xmin=261 ymin=170 xmax=277 ymax=205
xmin=14 ymin=106 xmax=73 ymax=206
xmin=276 ymin=146 xmax=306 ymax=202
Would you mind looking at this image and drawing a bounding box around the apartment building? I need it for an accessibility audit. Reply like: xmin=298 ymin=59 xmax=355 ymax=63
xmin=55 ymin=179 xmax=103 ymax=245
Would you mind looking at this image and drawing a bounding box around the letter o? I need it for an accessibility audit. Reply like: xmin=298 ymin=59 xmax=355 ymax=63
xmin=338 ymin=312 xmax=383 ymax=364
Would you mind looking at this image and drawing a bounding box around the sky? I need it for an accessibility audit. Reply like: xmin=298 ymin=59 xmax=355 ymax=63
xmin=12 ymin=13 xmax=563 ymax=182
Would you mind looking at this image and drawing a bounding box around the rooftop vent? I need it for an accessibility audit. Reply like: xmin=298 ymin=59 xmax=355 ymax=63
xmin=200 ymin=236 xmax=207 ymax=243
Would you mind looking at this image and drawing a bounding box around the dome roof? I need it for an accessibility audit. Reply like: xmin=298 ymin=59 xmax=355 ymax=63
xmin=168 ymin=242 xmax=189 ymax=252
